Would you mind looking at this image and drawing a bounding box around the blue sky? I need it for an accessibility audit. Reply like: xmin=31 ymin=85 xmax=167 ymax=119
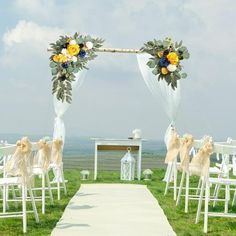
xmin=0 ymin=0 xmax=236 ymax=140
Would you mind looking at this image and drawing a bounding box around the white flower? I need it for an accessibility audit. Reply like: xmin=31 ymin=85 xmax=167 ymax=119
xmin=61 ymin=48 xmax=68 ymax=55
xmin=69 ymin=39 xmax=76 ymax=45
xmin=167 ymin=64 xmax=177 ymax=72
xmin=85 ymin=41 xmax=93 ymax=49
xmin=72 ymin=56 xmax=77 ymax=62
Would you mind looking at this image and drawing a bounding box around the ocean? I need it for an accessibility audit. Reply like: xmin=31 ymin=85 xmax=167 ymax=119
xmin=0 ymin=134 xmax=167 ymax=170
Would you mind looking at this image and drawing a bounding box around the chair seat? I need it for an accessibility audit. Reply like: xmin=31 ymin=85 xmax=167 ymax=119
xmin=209 ymin=177 xmax=236 ymax=185
xmin=0 ymin=177 xmax=22 ymax=185
xmin=209 ymin=166 xmax=221 ymax=175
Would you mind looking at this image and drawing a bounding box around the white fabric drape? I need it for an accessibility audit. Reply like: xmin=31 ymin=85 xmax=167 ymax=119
xmin=137 ymin=53 xmax=181 ymax=147
xmin=53 ymin=70 xmax=87 ymax=145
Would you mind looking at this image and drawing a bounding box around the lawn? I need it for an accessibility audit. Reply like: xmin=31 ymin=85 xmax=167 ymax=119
xmin=0 ymin=169 xmax=236 ymax=235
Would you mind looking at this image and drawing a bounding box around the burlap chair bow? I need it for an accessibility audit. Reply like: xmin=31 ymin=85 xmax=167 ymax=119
xmin=5 ymin=137 xmax=32 ymax=181
xmin=165 ymin=129 xmax=180 ymax=164
xmin=34 ymin=139 xmax=50 ymax=171
xmin=190 ymin=141 xmax=214 ymax=176
xmin=179 ymin=134 xmax=194 ymax=171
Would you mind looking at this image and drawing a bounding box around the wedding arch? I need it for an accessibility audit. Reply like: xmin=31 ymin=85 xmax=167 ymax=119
xmin=47 ymin=33 xmax=190 ymax=146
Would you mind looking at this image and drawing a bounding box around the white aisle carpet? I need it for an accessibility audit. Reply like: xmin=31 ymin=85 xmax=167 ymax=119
xmin=51 ymin=184 xmax=176 ymax=236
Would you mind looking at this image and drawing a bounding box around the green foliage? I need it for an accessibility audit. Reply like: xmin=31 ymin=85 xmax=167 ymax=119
xmin=49 ymin=33 xmax=104 ymax=103
xmin=141 ymin=37 xmax=190 ymax=90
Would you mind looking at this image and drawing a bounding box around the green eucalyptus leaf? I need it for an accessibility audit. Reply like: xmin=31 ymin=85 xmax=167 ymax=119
xmin=152 ymin=68 xmax=158 ymax=75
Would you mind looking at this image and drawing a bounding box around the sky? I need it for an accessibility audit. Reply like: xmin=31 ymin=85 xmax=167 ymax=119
xmin=0 ymin=0 xmax=236 ymax=140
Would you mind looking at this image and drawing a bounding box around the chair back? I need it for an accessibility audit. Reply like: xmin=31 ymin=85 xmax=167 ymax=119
xmin=213 ymin=143 xmax=236 ymax=176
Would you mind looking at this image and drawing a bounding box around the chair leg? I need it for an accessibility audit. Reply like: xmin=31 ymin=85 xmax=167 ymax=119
xmin=185 ymin=171 xmax=190 ymax=213
xmin=164 ymin=162 xmax=173 ymax=196
xmin=22 ymin=185 xmax=27 ymax=233
xmin=176 ymin=171 xmax=185 ymax=206
xmin=204 ymin=180 xmax=210 ymax=233
xmin=225 ymin=185 xmax=230 ymax=214
xmin=196 ymin=178 xmax=202 ymax=196
xmin=173 ymin=161 xmax=177 ymax=201
xmin=163 ymin=163 xmax=172 ymax=182
xmin=213 ymin=183 xmax=221 ymax=207
xmin=232 ymin=189 xmax=236 ymax=206
xmin=11 ymin=185 xmax=18 ymax=208
xmin=57 ymin=180 xmax=60 ymax=201
xmin=60 ymin=168 xmax=67 ymax=196
xmin=28 ymin=185 xmax=39 ymax=223
xmin=196 ymin=178 xmax=205 ymax=224
xmin=42 ymin=174 xmax=45 ymax=214
xmin=46 ymin=172 xmax=54 ymax=205
xmin=3 ymin=184 xmax=7 ymax=213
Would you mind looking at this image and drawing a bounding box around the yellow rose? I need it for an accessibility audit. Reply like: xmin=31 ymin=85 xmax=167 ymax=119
xmin=161 ymin=67 xmax=168 ymax=75
xmin=53 ymin=54 xmax=67 ymax=63
xmin=67 ymin=44 xmax=80 ymax=56
xmin=167 ymin=52 xmax=179 ymax=65
xmin=53 ymin=54 xmax=60 ymax=62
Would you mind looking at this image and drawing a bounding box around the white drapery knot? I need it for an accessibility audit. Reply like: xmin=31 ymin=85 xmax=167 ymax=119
xmin=51 ymin=139 xmax=63 ymax=167
xmin=165 ymin=129 xmax=180 ymax=163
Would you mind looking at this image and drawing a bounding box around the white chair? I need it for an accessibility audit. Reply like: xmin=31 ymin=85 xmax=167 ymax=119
xmin=31 ymin=139 xmax=54 ymax=214
xmin=49 ymin=139 xmax=67 ymax=200
xmin=176 ymin=137 xmax=214 ymax=213
xmin=0 ymin=137 xmax=39 ymax=233
xmin=195 ymin=143 xmax=236 ymax=233
xmin=164 ymin=129 xmax=180 ymax=201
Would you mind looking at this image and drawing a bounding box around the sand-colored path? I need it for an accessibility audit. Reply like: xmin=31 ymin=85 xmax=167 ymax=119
xmin=51 ymin=184 xmax=176 ymax=236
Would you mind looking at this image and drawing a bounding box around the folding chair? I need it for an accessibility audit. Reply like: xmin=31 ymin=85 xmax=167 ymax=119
xmin=49 ymin=139 xmax=67 ymax=200
xmin=195 ymin=143 xmax=236 ymax=233
xmin=0 ymin=137 xmax=39 ymax=233
xmin=31 ymin=139 xmax=54 ymax=214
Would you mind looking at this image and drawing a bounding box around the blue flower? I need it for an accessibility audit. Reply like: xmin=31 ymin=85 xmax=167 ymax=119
xmin=62 ymin=62 xmax=69 ymax=68
xmin=79 ymin=49 xmax=86 ymax=58
xmin=159 ymin=57 xmax=170 ymax=67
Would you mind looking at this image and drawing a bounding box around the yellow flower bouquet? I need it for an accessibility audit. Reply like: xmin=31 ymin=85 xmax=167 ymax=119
xmin=141 ymin=37 xmax=190 ymax=89
xmin=49 ymin=33 xmax=104 ymax=103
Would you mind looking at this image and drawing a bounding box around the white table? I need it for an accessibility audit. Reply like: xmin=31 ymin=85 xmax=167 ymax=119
xmin=91 ymin=138 xmax=144 ymax=180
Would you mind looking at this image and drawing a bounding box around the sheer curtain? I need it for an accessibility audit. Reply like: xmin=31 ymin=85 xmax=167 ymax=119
xmin=53 ymin=70 xmax=87 ymax=145
xmin=137 ymin=53 xmax=181 ymax=147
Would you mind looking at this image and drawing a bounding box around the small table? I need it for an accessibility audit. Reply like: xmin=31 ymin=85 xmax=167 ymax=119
xmin=91 ymin=138 xmax=144 ymax=180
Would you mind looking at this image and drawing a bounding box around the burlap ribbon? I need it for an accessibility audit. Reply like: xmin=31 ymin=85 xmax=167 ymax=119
xmin=51 ymin=139 xmax=63 ymax=166
xmin=179 ymin=134 xmax=194 ymax=171
xmin=34 ymin=139 xmax=50 ymax=171
xmin=165 ymin=130 xmax=180 ymax=164
xmin=190 ymin=141 xmax=214 ymax=176
xmin=5 ymin=137 xmax=32 ymax=181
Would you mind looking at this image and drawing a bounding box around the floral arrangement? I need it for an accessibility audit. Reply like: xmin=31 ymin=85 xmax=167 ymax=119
xmin=141 ymin=37 xmax=190 ymax=89
xmin=49 ymin=33 xmax=104 ymax=103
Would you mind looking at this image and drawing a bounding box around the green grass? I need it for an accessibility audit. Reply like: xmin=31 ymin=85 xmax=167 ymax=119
xmin=0 ymin=169 xmax=236 ymax=235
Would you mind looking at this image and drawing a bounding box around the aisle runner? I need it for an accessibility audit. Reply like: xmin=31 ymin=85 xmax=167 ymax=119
xmin=51 ymin=184 xmax=176 ymax=236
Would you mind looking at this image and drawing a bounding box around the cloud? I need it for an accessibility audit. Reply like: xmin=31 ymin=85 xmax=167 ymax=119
xmin=1 ymin=0 xmax=236 ymax=139
xmin=14 ymin=0 xmax=55 ymax=18
xmin=3 ymin=20 xmax=64 ymax=52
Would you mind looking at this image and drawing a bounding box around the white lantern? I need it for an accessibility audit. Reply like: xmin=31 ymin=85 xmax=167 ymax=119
xmin=80 ymin=170 xmax=90 ymax=180
xmin=120 ymin=148 xmax=135 ymax=181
